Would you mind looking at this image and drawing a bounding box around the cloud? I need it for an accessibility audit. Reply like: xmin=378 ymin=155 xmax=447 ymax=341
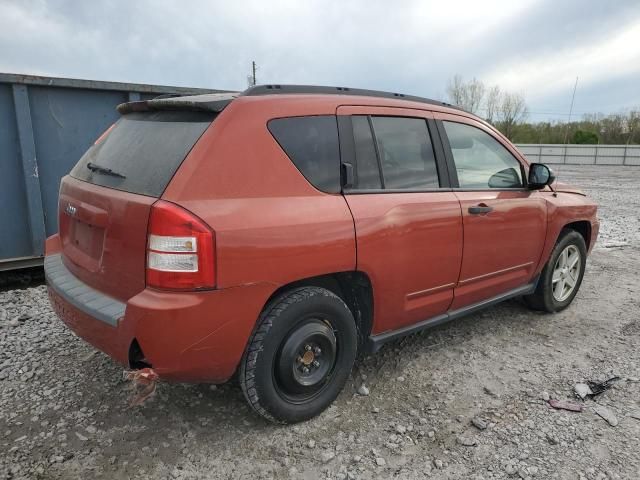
xmin=0 ymin=0 xmax=639 ymax=119
xmin=482 ymin=12 xmax=640 ymax=106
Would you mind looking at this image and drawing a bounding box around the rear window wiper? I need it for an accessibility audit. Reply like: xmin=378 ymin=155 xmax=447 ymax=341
xmin=86 ymin=162 xmax=126 ymax=179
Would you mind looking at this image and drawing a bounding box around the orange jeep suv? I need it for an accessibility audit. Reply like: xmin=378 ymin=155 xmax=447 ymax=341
xmin=45 ymin=85 xmax=599 ymax=423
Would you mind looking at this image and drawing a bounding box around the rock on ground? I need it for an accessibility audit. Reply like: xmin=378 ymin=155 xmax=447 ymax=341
xmin=1 ymin=165 xmax=639 ymax=479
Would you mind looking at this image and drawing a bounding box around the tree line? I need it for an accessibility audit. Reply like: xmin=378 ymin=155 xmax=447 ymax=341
xmin=446 ymin=75 xmax=639 ymax=145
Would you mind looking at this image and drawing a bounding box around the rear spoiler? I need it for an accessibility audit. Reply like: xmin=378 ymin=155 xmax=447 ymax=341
xmin=117 ymin=92 xmax=240 ymax=115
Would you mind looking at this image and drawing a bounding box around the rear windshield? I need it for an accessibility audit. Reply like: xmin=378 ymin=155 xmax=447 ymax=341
xmin=70 ymin=110 xmax=215 ymax=197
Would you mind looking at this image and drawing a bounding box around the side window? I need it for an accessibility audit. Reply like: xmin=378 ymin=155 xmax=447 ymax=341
xmin=268 ymin=115 xmax=340 ymax=193
xmin=352 ymin=116 xmax=382 ymax=189
xmin=443 ymin=121 xmax=524 ymax=189
xmin=370 ymin=117 xmax=439 ymax=189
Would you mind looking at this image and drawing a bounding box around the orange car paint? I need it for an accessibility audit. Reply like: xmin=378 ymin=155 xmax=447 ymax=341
xmin=46 ymin=92 xmax=599 ymax=383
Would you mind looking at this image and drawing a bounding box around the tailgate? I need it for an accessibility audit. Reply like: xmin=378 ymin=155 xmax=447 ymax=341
xmin=57 ymin=109 xmax=216 ymax=302
xmin=58 ymin=177 xmax=155 ymax=302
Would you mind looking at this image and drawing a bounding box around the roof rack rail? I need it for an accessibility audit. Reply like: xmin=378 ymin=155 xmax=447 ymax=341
xmin=241 ymin=84 xmax=461 ymax=110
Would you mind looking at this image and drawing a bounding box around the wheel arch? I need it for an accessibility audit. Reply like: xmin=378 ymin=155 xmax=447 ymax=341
xmin=562 ymin=220 xmax=592 ymax=250
xmin=261 ymin=271 xmax=374 ymax=352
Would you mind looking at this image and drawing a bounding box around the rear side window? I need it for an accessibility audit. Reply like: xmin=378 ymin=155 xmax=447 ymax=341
xmin=370 ymin=116 xmax=440 ymax=189
xmin=70 ymin=111 xmax=215 ymax=197
xmin=268 ymin=116 xmax=340 ymax=193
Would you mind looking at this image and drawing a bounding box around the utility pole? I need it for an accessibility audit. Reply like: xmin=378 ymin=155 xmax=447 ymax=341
xmin=252 ymin=61 xmax=257 ymax=86
xmin=563 ymin=76 xmax=578 ymax=163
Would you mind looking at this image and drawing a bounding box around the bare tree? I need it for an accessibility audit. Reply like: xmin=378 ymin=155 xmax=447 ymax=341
xmin=446 ymin=74 xmax=466 ymax=108
xmin=498 ymin=92 xmax=528 ymax=140
xmin=464 ymin=78 xmax=485 ymax=115
xmin=446 ymin=74 xmax=528 ymax=138
xmin=485 ymin=85 xmax=501 ymax=124
xmin=446 ymin=75 xmax=485 ymax=115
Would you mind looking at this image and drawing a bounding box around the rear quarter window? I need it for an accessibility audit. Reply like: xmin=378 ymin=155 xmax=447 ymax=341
xmin=268 ymin=115 xmax=341 ymax=193
xmin=70 ymin=110 xmax=215 ymax=197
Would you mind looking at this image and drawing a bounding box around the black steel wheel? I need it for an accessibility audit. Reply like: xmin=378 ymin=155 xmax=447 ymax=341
xmin=239 ymin=287 xmax=357 ymax=423
xmin=276 ymin=318 xmax=337 ymax=400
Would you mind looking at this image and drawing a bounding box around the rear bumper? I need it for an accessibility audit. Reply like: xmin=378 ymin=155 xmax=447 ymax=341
xmin=45 ymin=252 xmax=275 ymax=383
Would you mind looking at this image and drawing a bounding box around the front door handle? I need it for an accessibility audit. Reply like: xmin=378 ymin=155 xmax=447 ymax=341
xmin=468 ymin=204 xmax=493 ymax=215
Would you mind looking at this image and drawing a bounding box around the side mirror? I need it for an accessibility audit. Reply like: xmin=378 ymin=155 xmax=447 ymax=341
xmin=528 ymin=163 xmax=555 ymax=190
xmin=488 ymin=167 xmax=521 ymax=189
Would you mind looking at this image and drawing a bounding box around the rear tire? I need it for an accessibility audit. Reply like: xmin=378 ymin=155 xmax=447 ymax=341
xmin=239 ymin=287 xmax=358 ymax=424
xmin=525 ymin=230 xmax=587 ymax=313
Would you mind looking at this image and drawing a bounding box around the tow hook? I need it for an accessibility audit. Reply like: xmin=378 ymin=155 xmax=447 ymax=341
xmin=123 ymin=368 xmax=159 ymax=407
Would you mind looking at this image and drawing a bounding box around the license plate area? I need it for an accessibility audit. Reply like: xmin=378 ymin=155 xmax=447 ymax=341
xmin=70 ymin=219 xmax=105 ymax=259
xmin=59 ymin=195 xmax=108 ymax=272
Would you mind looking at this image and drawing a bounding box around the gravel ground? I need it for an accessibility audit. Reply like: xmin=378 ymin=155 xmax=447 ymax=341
xmin=1 ymin=165 xmax=639 ymax=480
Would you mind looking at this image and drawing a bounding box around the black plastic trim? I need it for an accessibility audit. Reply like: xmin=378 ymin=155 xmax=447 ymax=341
xmin=366 ymin=279 xmax=538 ymax=353
xmin=45 ymin=254 xmax=125 ymax=328
xmin=341 ymin=163 xmax=354 ymax=189
xmin=242 ymin=84 xmax=463 ymax=111
xmin=451 ymin=188 xmax=530 ymax=192
xmin=345 ymin=188 xmax=452 ymax=194
xmin=428 ymin=118 xmax=452 ymax=189
xmin=367 ymin=116 xmax=386 ymax=189
xmin=117 ymin=93 xmax=238 ymax=115
xmin=337 ymin=115 xmax=356 ymax=189
xmin=435 ymin=119 xmax=460 ymax=188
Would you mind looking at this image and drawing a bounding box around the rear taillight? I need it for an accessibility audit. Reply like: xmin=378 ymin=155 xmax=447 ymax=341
xmin=146 ymin=201 xmax=215 ymax=290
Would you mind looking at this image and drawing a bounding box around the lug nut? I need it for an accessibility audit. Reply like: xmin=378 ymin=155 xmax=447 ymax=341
xmin=302 ymin=367 xmax=310 ymax=374
xmin=304 ymin=345 xmax=312 ymax=351
xmin=314 ymin=346 xmax=321 ymax=354
xmin=312 ymin=360 xmax=320 ymax=368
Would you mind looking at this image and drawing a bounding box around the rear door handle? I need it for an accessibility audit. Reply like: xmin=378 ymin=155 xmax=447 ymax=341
xmin=468 ymin=204 xmax=493 ymax=215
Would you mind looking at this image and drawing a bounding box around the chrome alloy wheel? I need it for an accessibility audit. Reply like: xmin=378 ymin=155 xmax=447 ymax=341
xmin=552 ymin=244 xmax=581 ymax=302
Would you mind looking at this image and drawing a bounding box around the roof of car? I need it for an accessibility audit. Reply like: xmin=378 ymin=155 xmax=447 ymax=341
xmin=116 ymin=84 xmax=466 ymax=115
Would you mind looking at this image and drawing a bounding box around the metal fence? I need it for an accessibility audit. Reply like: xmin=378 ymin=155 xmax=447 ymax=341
xmin=0 ymin=73 xmax=225 ymax=270
xmin=516 ymin=144 xmax=640 ymax=166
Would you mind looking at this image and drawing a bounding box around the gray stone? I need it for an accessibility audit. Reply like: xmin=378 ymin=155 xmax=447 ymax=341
xmin=593 ymin=405 xmax=618 ymax=427
xmin=357 ymin=384 xmax=370 ymax=396
xmin=471 ymin=417 xmax=487 ymax=430
xmin=457 ymin=435 xmax=477 ymax=447
xmin=320 ymin=451 xmax=335 ymax=463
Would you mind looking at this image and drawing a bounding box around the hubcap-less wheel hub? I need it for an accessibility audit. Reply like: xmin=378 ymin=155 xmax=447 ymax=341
xmin=551 ymin=244 xmax=581 ymax=302
xmin=276 ymin=319 xmax=337 ymax=399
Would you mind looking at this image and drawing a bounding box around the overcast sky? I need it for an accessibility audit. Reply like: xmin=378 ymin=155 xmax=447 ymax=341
xmin=1 ymin=0 xmax=639 ymax=121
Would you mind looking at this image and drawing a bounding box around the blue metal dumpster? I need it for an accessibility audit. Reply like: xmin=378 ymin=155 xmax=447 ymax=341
xmin=0 ymin=73 xmax=226 ymax=271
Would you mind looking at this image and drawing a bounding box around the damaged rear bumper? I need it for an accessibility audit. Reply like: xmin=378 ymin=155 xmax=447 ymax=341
xmin=45 ymin=252 xmax=274 ymax=383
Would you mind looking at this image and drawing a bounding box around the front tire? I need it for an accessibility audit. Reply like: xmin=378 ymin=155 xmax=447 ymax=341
xmin=525 ymin=230 xmax=587 ymax=312
xmin=239 ymin=287 xmax=358 ymax=424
